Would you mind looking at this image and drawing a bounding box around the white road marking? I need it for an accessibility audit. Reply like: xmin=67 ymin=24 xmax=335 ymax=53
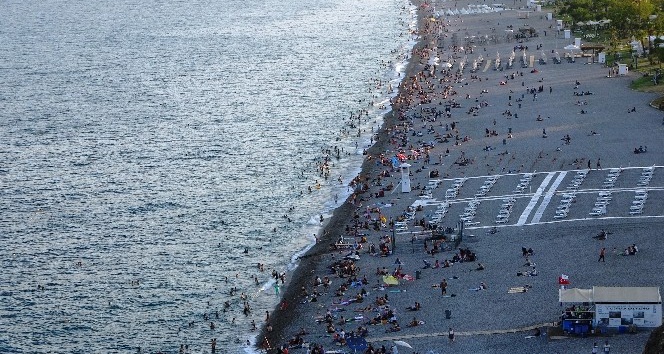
xmin=516 ymin=172 xmax=556 ymax=226
xmin=530 ymin=171 xmax=567 ymax=224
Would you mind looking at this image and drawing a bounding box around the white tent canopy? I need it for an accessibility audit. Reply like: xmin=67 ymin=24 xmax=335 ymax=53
xmin=559 ymin=288 xmax=593 ymax=303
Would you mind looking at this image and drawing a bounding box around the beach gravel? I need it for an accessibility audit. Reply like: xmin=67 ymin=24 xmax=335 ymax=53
xmin=258 ymin=0 xmax=664 ymax=353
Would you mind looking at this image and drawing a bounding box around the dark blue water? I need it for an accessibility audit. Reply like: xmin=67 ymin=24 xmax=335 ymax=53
xmin=0 ymin=0 xmax=415 ymax=352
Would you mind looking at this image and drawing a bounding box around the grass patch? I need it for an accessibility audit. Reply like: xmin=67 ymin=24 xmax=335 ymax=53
xmin=651 ymin=97 xmax=664 ymax=110
xmin=629 ymin=71 xmax=664 ymax=94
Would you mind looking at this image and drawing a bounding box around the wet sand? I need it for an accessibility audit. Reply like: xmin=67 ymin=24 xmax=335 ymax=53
xmin=258 ymin=0 xmax=664 ymax=353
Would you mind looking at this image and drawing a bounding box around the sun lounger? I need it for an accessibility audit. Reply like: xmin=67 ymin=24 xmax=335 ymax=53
xmin=589 ymin=208 xmax=606 ymax=216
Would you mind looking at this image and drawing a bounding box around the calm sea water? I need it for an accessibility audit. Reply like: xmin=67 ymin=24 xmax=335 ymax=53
xmin=0 ymin=0 xmax=415 ymax=352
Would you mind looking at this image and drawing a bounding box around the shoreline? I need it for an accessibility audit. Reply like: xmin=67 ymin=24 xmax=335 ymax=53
xmin=255 ymin=0 xmax=429 ymax=349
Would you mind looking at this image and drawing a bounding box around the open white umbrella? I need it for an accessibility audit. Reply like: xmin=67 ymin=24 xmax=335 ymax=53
xmin=394 ymin=340 xmax=413 ymax=348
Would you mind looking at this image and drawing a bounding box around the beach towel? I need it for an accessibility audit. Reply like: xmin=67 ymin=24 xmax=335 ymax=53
xmin=508 ymin=286 xmax=530 ymax=293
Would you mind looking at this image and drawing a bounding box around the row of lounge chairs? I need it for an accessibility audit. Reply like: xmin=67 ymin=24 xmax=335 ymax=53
xmin=459 ymin=200 xmax=480 ymax=223
xmin=420 ymin=179 xmax=442 ymax=200
xmin=556 ymin=170 xmax=587 ymax=219
xmin=589 ymin=191 xmax=612 ymax=216
xmin=496 ymin=197 xmax=516 ymax=224
xmin=602 ymin=168 xmax=621 ymax=189
xmin=475 ymin=175 xmax=499 ymax=197
xmin=637 ymin=167 xmax=653 ymax=187
xmin=445 ymin=178 xmax=466 ymax=200
xmin=630 ymin=190 xmax=648 ymax=215
xmin=430 ymin=202 xmax=450 ymax=224
xmin=513 ymin=173 xmax=533 ymax=194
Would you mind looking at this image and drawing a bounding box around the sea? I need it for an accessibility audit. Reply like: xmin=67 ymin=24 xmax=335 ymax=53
xmin=0 ymin=0 xmax=416 ymax=352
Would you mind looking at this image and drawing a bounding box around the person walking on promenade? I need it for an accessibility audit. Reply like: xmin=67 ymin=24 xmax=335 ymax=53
xmin=598 ymin=247 xmax=606 ymax=262
xmin=596 ymin=158 xmax=601 ymax=169
xmin=592 ymin=342 xmax=599 ymax=353
xmin=448 ymin=327 xmax=455 ymax=343
xmin=603 ymin=340 xmax=610 ymax=353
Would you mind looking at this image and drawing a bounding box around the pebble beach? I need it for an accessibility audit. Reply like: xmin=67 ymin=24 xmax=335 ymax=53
xmin=258 ymin=0 xmax=664 ymax=353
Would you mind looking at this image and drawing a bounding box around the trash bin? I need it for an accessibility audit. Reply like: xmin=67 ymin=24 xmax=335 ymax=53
xmin=445 ymin=310 xmax=452 ymax=319
xmin=618 ymin=325 xmax=627 ymax=334
xmin=415 ymin=270 xmax=421 ymax=280
xmin=508 ymin=127 xmax=512 ymax=134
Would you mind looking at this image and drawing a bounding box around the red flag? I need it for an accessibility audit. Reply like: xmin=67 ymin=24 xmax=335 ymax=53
xmin=558 ymin=274 xmax=570 ymax=285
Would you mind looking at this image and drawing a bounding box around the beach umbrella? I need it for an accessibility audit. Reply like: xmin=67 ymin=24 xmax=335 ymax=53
xmin=383 ymin=275 xmax=400 ymax=285
xmin=394 ymin=340 xmax=413 ymax=348
xmin=346 ymin=336 xmax=368 ymax=352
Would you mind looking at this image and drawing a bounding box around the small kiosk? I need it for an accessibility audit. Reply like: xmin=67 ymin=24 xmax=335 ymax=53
xmin=618 ymin=64 xmax=628 ymax=76
xmin=559 ymin=287 xmax=662 ymax=335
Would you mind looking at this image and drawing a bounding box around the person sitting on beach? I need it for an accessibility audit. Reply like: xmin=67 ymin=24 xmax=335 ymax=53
xmin=634 ymin=146 xmax=647 ymax=153
xmin=408 ymin=317 xmax=421 ymax=327
xmin=375 ymin=296 xmax=387 ymax=306
xmin=288 ymin=334 xmax=304 ymax=347
xmin=422 ymin=259 xmax=432 ymax=269
xmin=406 ymin=302 xmax=421 ymax=311
xmin=386 ymin=322 xmax=401 ymax=333
xmin=476 ymin=263 xmax=485 ymax=271
xmin=533 ymin=327 xmax=542 ymax=337
xmin=379 ymin=266 xmax=388 ymax=275
xmin=523 ymin=258 xmax=535 ymax=267
xmin=332 ymin=330 xmax=347 ymax=345
xmin=433 ymin=259 xmax=440 ymax=268
xmin=356 ymin=325 xmax=369 ymax=337
xmin=335 ymin=284 xmax=347 ymax=297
